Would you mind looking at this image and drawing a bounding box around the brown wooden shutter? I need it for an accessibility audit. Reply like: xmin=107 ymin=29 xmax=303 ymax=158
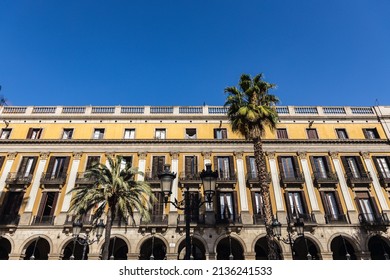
xmin=324 ymin=156 xmax=333 ymax=173
xmin=340 ymin=156 xmax=350 ymax=174
xmin=277 ymin=156 xmax=283 ymax=175
xmin=228 ymin=156 xmax=234 ymax=178
xmin=158 ymin=156 xmax=165 ymax=173
xmin=213 ymin=129 xmax=217 ymax=139
xmin=362 ymin=129 xmax=369 ymax=139
xmin=152 ymin=192 xmax=163 ymax=216
xmin=61 ymin=156 xmax=71 ymax=175
xmin=319 ymin=191 xmax=331 ymax=216
xmin=309 ymin=156 xmax=316 ymax=173
xmin=214 ymin=156 xmax=219 ymax=175
xmin=18 ymin=157 xmax=29 ymax=174
xmin=222 ymin=129 xmax=227 ymax=139
xmin=300 ymin=191 xmax=310 ymax=215
xmin=372 ymin=156 xmax=380 ymax=176
xmin=232 ymin=191 xmax=239 ymax=221
xmin=355 ymin=156 xmax=366 ymax=176
xmin=185 ymin=156 xmax=192 ymax=176
xmin=46 ymin=157 xmax=56 ymax=176
xmin=50 ymin=192 xmax=59 ymax=216
xmin=36 ymin=193 xmax=48 ymax=218
xmin=0 ymin=156 xmax=5 ymax=170
xmin=152 ymin=156 xmax=159 ymax=177
xmin=293 ymin=156 xmax=301 ymax=177
xmin=26 ymin=128 xmax=33 ymax=139
xmin=334 ymin=191 xmax=344 ymax=215
xmin=245 ymin=156 xmax=251 ymax=174
xmin=284 ymin=191 xmax=292 ymax=217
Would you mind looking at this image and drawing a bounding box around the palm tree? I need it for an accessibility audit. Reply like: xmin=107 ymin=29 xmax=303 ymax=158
xmin=69 ymin=155 xmax=154 ymax=260
xmin=224 ymin=73 xmax=279 ymax=259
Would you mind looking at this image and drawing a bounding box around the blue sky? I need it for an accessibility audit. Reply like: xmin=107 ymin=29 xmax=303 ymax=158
xmin=0 ymin=1 xmax=389 ymax=107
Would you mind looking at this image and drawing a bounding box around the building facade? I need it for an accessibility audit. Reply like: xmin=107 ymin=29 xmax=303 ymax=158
xmin=0 ymin=105 xmax=389 ymax=260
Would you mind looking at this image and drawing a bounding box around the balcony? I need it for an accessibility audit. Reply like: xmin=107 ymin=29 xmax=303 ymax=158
xmin=0 ymin=214 xmax=20 ymax=225
xmin=288 ymin=212 xmax=317 ymax=225
xmin=177 ymin=214 xmax=205 ymax=225
xmin=246 ymin=172 xmax=272 ymax=186
xmin=313 ymin=171 xmax=339 ymax=186
xmin=140 ymin=214 xmax=168 ymax=226
xmin=144 ymin=171 xmax=160 ymax=184
xmin=75 ymin=172 xmax=97 ymax=185
xmin=378 ymin=174 xmax=390 ymax=188
xmin=216 ymin=213 xmax=242 ymax=225
xmin=345 ymin=172 xmax=372 ymax=187
xmin=280 ymin=172 xmax=305 ymax=186
xmin=179 ymin=172 xmax=202 ymax=183
xmin=324 ymin=213 xmax=348 ymax=224
xmin=5 ymin=172 xmax=33 ymax=186
xmin=253 ymin=213 xmax=266 ymax=225
xmin=32 ymin=215 xmax=55 ymax=225
xmin=358 ymin=212 xmax=390 ymax=227
xmin=216 ymin=171 xmax=237 ymax=185
xmin=40 ymin=172 xmax=67 ymax=186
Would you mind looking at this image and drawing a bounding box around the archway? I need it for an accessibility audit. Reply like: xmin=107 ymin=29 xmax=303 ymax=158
xmin=177 ymin=237 xmax=206 ymax=260
xmin=0 ymin=238 xmax=11 ymax=260
xmin=139 ymin=236 xmax=167 ymax=260
xmin=254 ymin=237 xmax=283 ymax=260
xmin=368 ymin=235 xmax=390 ymax=260
xmin=107 ymin=237 xmax=128 ymax=260
xmin=330 ymin=235 xmax=357 ymax=260
xmin=62 ymin=240 xmax=90 ymax=260
xmin=23 ymin=237 xmax=50 ymax=260
xmin=292 ymin=237 xmax=320 ymax=260
xmin=216 ymin=236 xmax=244 ymax=260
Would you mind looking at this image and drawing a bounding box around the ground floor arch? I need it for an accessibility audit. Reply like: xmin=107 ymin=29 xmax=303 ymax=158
xmin=177 ymin=236 xmax=206 ymax=260
xmin=0 ymin=237 xmax=11 ymax=260
xmin=330 ymin=235 xmax=357 ymax=260
xmin=254 ymin=237 xmax=283 ymax=260
xmin=139 ymin=236 xmax=167 ymax=260
xmin=216 ymin=236 xmax=244 ymax=260
xmin=368 ymin=235 xmax=390 ymax=260
xmin=23 ymin=237 xmax=50 ymax=260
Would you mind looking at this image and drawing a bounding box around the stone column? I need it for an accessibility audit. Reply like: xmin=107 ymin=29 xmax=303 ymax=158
xmin=267 ymin=152 xmax=286 ymax=222
xmin=21 ymin=152 xmax=49 ymax=225
xmin=57 ymin=152 xmax=82 ymax=224
xmin=137 ymin=152 xmax=147 ymax=181
xmin=0 ymin=152 xmax=17 ymax=203
xmin=330 ymin=152 xmax=358 ymax=223
xmin=298 ymin=152 xmax=324 ymax=224
xmin=234 ymin=152 xmax=251 ymax=224
xmin=361 ymin=152 xmax=390 ymax=215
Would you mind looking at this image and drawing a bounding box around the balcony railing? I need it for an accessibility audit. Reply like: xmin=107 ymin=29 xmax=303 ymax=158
xmin=378 ymin=174 xmax=390 ymax=188
xmin=324 ymin=213 xmax=348 ymax=224
xmin=217 ymin=171 xmax=237 ymax=182
xmin=288 ymin=212 xmax=317 ymax=225
xmin=0 ymin=214 xmax=20 ymax=225
xmin=5 ymin=172 xmax=33 ymax=185
xmin=144 ymin=171 xmax=160 ymax=183
xmin=253 ymin=213 xmax=266 ymax=225
xmin=75 ymin=172 xmax=97 ymax=185
xmin=216 ymin=213 xmax=242 ymax=225
xmin=177 ymin=214 xmax=205 ymax=225
xmin=358 ymin=212 xmax=390 ymax=227
xmin=140 ymin=214 xmax=168 ymax=226
xmin=313 ymin=171 xmax=339 ymax=185
xmin=246 ymin=172 xmax=272 ymax=184
xmin=280 ymin=172 xmax=305 ymax=185
xmin=345 ymin=172 xmax=372 ymax=186
xmin=179 ymin=172 xmax=201 ymax=182
xmin=64 ymin=214 xmax=93 ymax=226
xmin=32 ymin=215 xmax=55 ymax=225
xmin=40 ymin=172 xmax=67 ymax=185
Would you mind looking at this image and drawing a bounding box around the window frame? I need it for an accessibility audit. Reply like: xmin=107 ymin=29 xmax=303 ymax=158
xmin=276 ymin=128 xmax=288 ymax=139
xmin=93 ymin=128 xmax=105 ymax=140
xmin=0 ymin=128 xmax=12 ymax=139
xmin=27 ymin=128 xmax=43 ymax=139
xmin=155 ymin=128 xmax=166 ymax=140
xmin=62 ymin=128 xmax=74 ymax=140
xmin=214 ymin=128 xmax=227 ymax=140
xmin=185 ymin=128 xmax=197 ymax=140
xmin=306 ymin=128 xmax=319 ymax=139
xmin=335 ymin=128 xmax=349 ymax=139
xmin=363 ymin=128 xmax=380 ymax=139
xmin=124 ymin=128 xmax=135 ymax=140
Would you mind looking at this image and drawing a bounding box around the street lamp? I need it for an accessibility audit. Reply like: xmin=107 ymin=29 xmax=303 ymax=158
xmin=158 ymin=163 xmax=218 ymax=260
xmin=272 ymin=217 xmax=311 ymax=260
xmin=70 ymin=219 xmax=105 ymax=260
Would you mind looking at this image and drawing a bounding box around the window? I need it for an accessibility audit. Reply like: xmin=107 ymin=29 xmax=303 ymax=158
xmin=363 ymin=128 xmax=380 ymax=139
xmin=373 ymin=156 xmax=390 ymax=179
xmin=185 ymin=128 xmax=197 ymax=139
xmin=310 ymin=156 xmax=332 ymax=179
xmin=214 ymin=128 xmax=227 ymax=139
xmin=124 ymin=129 xmax=135 ymax=139
xmin=246 ymin=156 xmax=257 ymax=178
xmin=355 ymin=192 xmax=377 ymax=222
xmin=93 ymin=128 xmax=105 ymax=139
xmin=27 ymin=128 xmax=42 ymax=139
xmin=0 ymin=191 xmax=24 ymax=224
xmin=18 ymin=156 xmax=38 ymax=177
xmin=341 ymin=156 xmax=366 ymax=179
xmin=306 ymin=128 xmax=318 ymax=139
xmin=279 ymin=156 xmax=300 ymax=179
xmin=0 ymin=156 xmax=5 ymax=170
xmin=86 ymin=156 xmax=101 ymax=170
xmin=62 ymin=128 xmax=74 ymax=139
xmin=276 ymin=128 xmax=288 ymax=139
xmin=46 ymin=156 xmax=70 ymax=179
xmin=321 ymin=191 xmax=344 ymax=223
xmin=0 ymin=128 xmax=11 ymax=139
xmin=120 ymin=156 xmax=133 ymax=170
xmin=155 ymin=129 xmax=166 ymax=140
xmin=35 ymin=192 xmax=59 ymax=223
xmin=336 ymin=128 xmax=348 ymax=139
xmin=214 ymin=156 xmax=234 ymax=180
xmin=285 ymin=191 xmax=308 ymax=220
xmin=151 ymin=192 xmax=164 ymax=220
xmin=151 ymin=156 xmax=165 ymax=179
xmin=252 ymin=192 xmax=264 ymax=217
xmin=217 ymin=192 xmax=238 ymax=223
xmin=184 ymin=156 xmax=198 ymax=178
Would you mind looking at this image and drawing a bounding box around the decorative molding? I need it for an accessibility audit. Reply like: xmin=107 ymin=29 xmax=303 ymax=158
xmin=72 ymin=152 xmax=83 ymax=160
xmin=170 ymin=152 xmax=180 ymax=160
xmin=329 ymin=152 xmax=339 ymax=159
xmin=7 ymin=152 xmax=17 ymax=160
xmin=233 ymin=151 xmax=244 ymax=159
xmin=297 ymin=152 xmax=307 ymax=159
xmin=360 ymin=151 xmax=370 ymax=159
xmin=266 ymin=152 xmax=276 ymax=159
xmin=105 ymin=152 xmax=115 ymax=158
xmin=39 ymin=152 xmax=50 ymax=160
xmin=137 ymin=152 xmax=147 ymax=160
xmin=201 ymin=151 xmax=212 ymax=160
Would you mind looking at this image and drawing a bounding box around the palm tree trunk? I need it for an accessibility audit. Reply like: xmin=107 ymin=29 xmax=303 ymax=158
xmin=101 ymin=208 xmax=114 ymax=260
xmin=253 ymin=137 xmax=278 ymax=260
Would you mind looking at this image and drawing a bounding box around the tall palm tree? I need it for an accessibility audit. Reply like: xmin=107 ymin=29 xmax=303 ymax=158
xmin=69 ymin=155 xmax=154 ymax=260
xmin=224 ymin=73 xmax=279 ymax=259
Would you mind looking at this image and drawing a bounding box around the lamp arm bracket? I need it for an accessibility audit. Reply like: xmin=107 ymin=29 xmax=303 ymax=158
xmin=164 ymin=199 xmax=185 ymax=210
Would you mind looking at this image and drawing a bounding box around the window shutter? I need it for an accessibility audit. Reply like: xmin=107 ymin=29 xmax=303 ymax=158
xmin=222 ymin=129 xmax=227 ymax=139
xmin=277 ymin=156 xmax=283 ymax=174
xmin=232 ymin=191 xmax=239 ymax=221
xmin=216 ymin=191 xmax=222 ymax=222
xmin=340 ymin=156 xmax=350 ymax=174
xmin=194 ymin=156 xmax=198 ymax=174
xmin=214 ymin=156 xmax=219 ymax=176
xmin=372 ymin=156 xmax=380 ymax=176
xmin=213 ymin=129 xmax=217 ymax=139
xmin=46 ymin=157 xmax=56 ymax=177
xmin=0 ymin=156 xmax=5 ymax=170
xmin=152 ymin=156 xmax=159 ymax=177
xmin=300 ymin=191 xmax=309 ymax=215
xmin=152 ymin=192 xmax=163 ymax=216
xmin=369 ymin=196 xmax=380 ymax=216
xmin=362 ymin=129 xmax=369 ymax=139
xmin=245 ymin=156 xmax=251 ymax=174
xmin=334 ymin=191 xmax=344 ymax=215
xmin=37 ymin=193 xmax=48 ymax=218
xmin=26 ymin=128 xmax=33 ymax=139
xmin=293 ymin=156 xmax=301 ymax=177
xmin=62 ymin=156 xmax=71 ymax=175
xmin=158 ymin=156 xmax=165 ymax=173
xmin=355 ymin=156 xmax=366 ymax=176
xmin=309 ymin=156 xmax=317 ymax=173
xmin=284 ymin=191 xmax=292 ymax=217
xmin=319 ymin=191 xmax=331 ymax=216
xmin=50 ymin=192 xmax=59 ymax=216
xmin=18 ymin=157 xmax=29 ymax=174
xmin=0 ymin=192 xmax=9 ymax=216
xmin=228 ymin=156 xmax=234 ymax=178
xmin=185 ymin=156 xmax=193 ymax=176
xmin=324 ymin=156 xmax=332 ymax=173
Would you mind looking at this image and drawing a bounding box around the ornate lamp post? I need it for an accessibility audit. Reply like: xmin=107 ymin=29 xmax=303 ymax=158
xmin=272 ymin=217 xmax=312 ymax=260
xmin=70 ymin=219 xmax=105 ymax=260
xmin=158 ymin=163 xmax=218 ymax=260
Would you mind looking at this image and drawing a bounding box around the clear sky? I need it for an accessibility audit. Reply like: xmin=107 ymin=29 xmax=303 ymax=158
xmin=0 ymin=1 xmax=389 ymax=107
